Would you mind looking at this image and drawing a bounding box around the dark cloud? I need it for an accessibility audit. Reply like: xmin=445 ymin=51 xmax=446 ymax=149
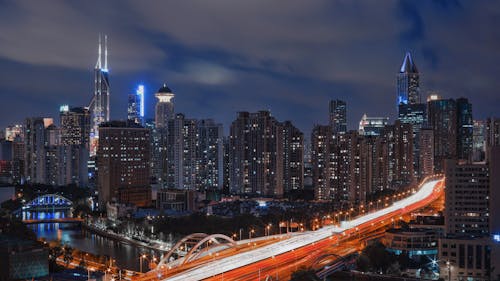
xmin=0 ymin=1 xmax=499 ymax=136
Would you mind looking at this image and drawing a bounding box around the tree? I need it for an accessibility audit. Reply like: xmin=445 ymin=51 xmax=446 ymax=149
xmin=290 ymin=267 xmax=319 ymax=281
xmin=63 ymin=245 xmax=73 ymax=267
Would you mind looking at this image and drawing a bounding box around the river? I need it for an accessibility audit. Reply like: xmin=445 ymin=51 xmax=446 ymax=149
xmin=24 ymin=210 xmax=157 ymax=272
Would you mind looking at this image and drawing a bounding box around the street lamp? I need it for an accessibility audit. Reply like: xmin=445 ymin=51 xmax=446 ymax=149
xmin=249 ymin=229 xmax=255 ymax=239
xmin=139 ymin=254 xmax=147 ymax=273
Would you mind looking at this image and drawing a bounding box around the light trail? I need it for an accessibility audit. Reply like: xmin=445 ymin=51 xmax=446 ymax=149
xmin=159 ymin=177 xmax=443 ymax=281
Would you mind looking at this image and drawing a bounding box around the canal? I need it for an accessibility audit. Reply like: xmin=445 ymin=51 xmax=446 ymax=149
xmin=24 ymin=210 xmax=157 ymax=272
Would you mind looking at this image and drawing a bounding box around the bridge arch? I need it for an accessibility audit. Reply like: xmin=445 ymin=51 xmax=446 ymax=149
xmin=182 ymin=234 xmax=236 ymax=264
xmin=24 ymin=194 xmax=73 ymax=210
xmin=156 ymin=233 xmax=236 ymax=269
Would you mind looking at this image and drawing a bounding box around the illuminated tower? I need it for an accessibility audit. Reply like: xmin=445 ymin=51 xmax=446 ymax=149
xmin=397 ymin=52 xmax=419 ymax=105
xmin=155 ymin=84 xmax=175 ymax=128
xmin=89 ymin=34 xmax=110 ymax=156
xmin=128 ymin=85 xmax=145 ymax=125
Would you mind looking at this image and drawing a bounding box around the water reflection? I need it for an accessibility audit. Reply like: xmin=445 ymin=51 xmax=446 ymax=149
xmin=26 ymin=210 xmax=157 ymax=271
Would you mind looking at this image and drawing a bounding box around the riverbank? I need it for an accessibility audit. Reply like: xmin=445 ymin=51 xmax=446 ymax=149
xmin=82 ymin=222 xmax=171 ymax=253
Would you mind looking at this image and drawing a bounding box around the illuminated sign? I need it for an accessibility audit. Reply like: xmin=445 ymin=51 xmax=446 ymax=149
xmin=494 ymin=234 xmax=500 ymax=242
xmin=137 ymin=84 xmax=145 ymax=118
xmin=59 ymin=105 xmax=69 ymax=112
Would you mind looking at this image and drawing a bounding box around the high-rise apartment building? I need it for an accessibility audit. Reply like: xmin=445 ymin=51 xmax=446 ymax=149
xmin=329 ymin=99 xmax=347 ymax=134
xmin=397 ymin=52 xmax=420 ymax=105
xmin=444 ymin=159 xmax=489 ymax=236
xmin=197 ymin=119 xmax=224 ymax=190
xmin=282 ymin=121 xmax=304 ymax=192
xmin=382 ymin=120 xmax=414 ymax=188
xmin=164 ymin=114 xmax=198 ymax=190
xmin=24 ymin=118 xmax=53 ymax=184
xmin=97 ymin=121 xmax=151 ymax=210
xmin=229 ymin=111 xmax=284 ymax=197
xmin=419 ymin=127 xmax=434 ymax=178
xmin=89 ymin=35 xmax=110 ymax=156
xmin=427 ymin=96 xmax=457 ymax=172
xmin=311 ymin=125 xmax=333 ymax=200
xmin=456 ymin=98 xmax=473 ymax=161
xmin=127 ymin=85 xmax=145 ymax=125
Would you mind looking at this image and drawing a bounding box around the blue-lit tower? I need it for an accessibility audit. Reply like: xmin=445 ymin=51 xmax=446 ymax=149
xmin=397 ymin=52 xmax=426 ymax=179
xmin=128 ymin=85 xmax=145 ymax=125
xmin=397 ymin=52 xmax=420 ymax=106
xmin=89 ymin=34 xmax=110 ymax=156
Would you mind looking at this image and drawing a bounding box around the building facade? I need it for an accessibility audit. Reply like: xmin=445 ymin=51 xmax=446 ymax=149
xmin=97 ymin=121 xmax=151 ymax=210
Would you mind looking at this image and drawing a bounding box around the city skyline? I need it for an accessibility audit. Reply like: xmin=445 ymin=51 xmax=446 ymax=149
xmin=1 ymin=1 xmax=500 ymax=135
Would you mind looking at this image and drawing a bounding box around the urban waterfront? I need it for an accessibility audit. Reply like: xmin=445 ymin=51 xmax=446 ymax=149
xmin=24 ymin=210 xmax=155 ymax=272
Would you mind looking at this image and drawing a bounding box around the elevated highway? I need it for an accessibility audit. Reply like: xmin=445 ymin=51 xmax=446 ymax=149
xmin=137 ymin=176 xmax=444 ymax=281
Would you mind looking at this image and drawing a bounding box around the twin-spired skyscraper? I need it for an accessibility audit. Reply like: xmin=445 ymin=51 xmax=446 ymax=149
xmin=89 ymin=35 xmax=110 ymax=156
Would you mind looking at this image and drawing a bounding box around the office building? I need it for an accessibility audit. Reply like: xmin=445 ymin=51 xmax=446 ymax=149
xmin=97 ymin=121 xmax=151 ymax=210
xmin=456 ymin=98 xmax=473 ymax=161
xmin=397 ymin=52 xmax=420 ymax=105
xmin=472 ymin=120 xmax=487 ymax=162
xmin=155 ymin=84 xmax=175 ymax=129
xmin=59 ymin=106 xmax=91 ymax=149
xmin=128 ymin=85 xmax=145 ymax=125
xmin=486 ymin=118 xmax=500 ymax=162
xmin=329 ymin=99 xmax=347 ymax=134
xmin=359 ymin=114 xmax=389 ymax=136
xmin=89 ymin=35 xmax=110 ymax=156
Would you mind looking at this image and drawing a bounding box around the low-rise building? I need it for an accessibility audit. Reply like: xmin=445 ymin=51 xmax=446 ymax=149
xmin=156 ymin=189 xmax=197 ymax=212
xmin=0 ymin=235 xmax=48 ymax=280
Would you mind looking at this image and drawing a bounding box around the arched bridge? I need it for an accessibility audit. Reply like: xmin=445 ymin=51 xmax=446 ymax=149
xmin=23 ymin=194 xmax=73 ymax=211
xmin=157 ymin=233 xmax=236 ymax=269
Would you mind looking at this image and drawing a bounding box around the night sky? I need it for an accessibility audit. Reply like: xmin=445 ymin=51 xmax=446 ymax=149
xmin=1 ymin=1 xmax=499 ymax=135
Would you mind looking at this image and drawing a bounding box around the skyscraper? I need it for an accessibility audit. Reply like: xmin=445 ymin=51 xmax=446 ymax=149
xmin=282 ymin=121 xmax=304 ymax=192
xmin=97 ymin=121 xmax=151 ymax=210
xmin=427 ymin=96 xmax=457 ymax=172
xmin=24 ymin=117 xmax=53 ymax=184
xmin=197 ymin=119 xmax=224 ymax=190
xmin=229 ymin=111 xmax=284 ymax=197
xmin=89 ymin=35 xmax=110 ymax=156
xmin=155 ymin=84 xmax=175 ymax=129
xmin=59 ymin=106 xmax=90 ymax=149
xmin=311 ymin=125 xmax=333 ymax=200
xmin=396 ymin=52 xmax=420 ymax=105
xmin=59 ymin=106 xmax=90 ymax=187
xmin=329 ymin=99 xmax=347 ymax=134
xmin=456 ymin=98 xmax=473 ymax=161
xmin=128 ymin=85 xmax=145 ymax=125
xmin=444 ymin=159 xmax=489 ymax=236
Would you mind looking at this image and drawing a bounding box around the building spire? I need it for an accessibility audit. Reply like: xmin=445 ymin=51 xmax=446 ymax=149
xmin=400 ymin=51 xmax=418 ymax=73
xmin=96 ymin=34 xmax=102 ymax=69
xmin=104 ymin=34 xmax=108 ymax=70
